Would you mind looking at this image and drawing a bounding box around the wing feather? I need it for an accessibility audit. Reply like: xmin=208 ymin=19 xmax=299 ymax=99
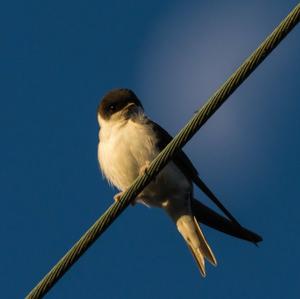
xmin=148 ymin=118 xmax=241 ymax=225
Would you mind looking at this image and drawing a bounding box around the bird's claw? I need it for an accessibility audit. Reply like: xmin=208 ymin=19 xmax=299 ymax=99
xmin=113 ymin=192 xmax=123 ymax=202
xmin=114 ymin=191 xmax=136 ymax=206
xmin=139 ymin=161 xmax=151 ymax=176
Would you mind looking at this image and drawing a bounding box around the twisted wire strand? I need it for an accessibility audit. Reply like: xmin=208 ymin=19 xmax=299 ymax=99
xmin=26 ymin=4 xmax=300 ymax=298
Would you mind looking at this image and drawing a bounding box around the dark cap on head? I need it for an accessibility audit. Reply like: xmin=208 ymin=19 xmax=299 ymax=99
xmin=98 ymin=88 xmax=143 ymax=120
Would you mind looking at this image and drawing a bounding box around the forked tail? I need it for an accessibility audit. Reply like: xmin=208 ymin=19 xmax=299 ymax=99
xmin=176 ymin=215 xmax=217 ymax=277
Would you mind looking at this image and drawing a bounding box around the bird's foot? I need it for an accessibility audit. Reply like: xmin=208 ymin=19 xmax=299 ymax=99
xmin=139 ymin=161 xmax=151 ymax=176
xmin=114 ymin=191 xmax=137 ymax=206
xmin=113 ymin=192 xmax=123 ymax=202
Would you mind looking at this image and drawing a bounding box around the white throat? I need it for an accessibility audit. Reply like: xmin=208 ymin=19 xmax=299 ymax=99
xmin=97 ymin=112 xmax=158 ymax=191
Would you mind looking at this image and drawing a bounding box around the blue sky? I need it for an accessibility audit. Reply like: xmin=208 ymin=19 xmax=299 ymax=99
xmin=1 ymin=1 xmax=300 ymax=298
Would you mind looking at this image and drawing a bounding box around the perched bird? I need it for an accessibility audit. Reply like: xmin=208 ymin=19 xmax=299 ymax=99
xmin=97 ymin=88 xmax=262 ymax=276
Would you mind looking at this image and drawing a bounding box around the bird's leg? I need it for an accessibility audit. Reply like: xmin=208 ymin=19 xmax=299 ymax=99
xmin=113 ymin=191 xmax=123 ymax=202
xmin=114 ymin=191 xmax=137 ymax=206
xmin=139 ymin=160 xmax=151 ymax=176
xmin=113 ymin=161 xmax=152 ymax=206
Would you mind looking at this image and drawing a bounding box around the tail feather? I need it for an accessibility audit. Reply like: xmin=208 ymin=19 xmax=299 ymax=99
xmin=193 ymin=216 xmax=217 ymax=266
xmin=177 ymin=215 xmax=217 ymax=277
xmin=187 ymin=243 xmax=206 ymax=277
xmin=192 ymin=198 xmax=263 ymax=244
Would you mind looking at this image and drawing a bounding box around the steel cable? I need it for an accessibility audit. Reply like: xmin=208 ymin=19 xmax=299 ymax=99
xmin=26 ymin=3 xmax=300 ymax=298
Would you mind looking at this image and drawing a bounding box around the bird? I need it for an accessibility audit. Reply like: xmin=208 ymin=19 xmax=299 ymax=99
xmin=97 ymin=88 xmax=262 ymax=276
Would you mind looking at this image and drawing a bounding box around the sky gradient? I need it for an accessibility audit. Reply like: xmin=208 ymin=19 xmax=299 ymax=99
xmin=1 ymin=1 xmax=300 ymax=298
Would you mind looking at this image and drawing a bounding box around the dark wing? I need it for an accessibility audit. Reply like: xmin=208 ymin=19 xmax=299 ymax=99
xmin=192 ymin=199 xmax=262 ymax=244
xmin=148 ymin=118 xmax=241 ymax=226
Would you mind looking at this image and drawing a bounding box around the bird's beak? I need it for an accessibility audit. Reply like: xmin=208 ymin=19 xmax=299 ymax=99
xmin=122 ymin=102 xmax=138 ymax=118
xmin=124 ymin=102 xmax=136 ymax=111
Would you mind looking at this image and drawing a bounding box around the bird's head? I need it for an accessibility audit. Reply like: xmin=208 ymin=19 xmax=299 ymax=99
xmin=97 ymin=88 xmax=144 ymax=127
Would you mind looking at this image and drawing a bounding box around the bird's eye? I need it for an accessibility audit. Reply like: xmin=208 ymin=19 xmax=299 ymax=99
xmin=109 ymin=104 xmax=116 ymax=111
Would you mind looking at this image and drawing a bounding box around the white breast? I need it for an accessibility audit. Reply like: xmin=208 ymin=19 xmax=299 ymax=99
xmin=98 ymin=118 xmax=158 ymax=191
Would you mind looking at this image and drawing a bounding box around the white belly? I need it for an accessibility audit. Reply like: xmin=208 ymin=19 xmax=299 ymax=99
xmin=98 ymin=119 xmax=191 ymax=207
xmin=98 ymin=120 xmax=158 ymax=190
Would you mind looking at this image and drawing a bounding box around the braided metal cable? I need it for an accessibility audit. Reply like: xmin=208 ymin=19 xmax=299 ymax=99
xmin=26 ymin=3 xmax=300 ymax=298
